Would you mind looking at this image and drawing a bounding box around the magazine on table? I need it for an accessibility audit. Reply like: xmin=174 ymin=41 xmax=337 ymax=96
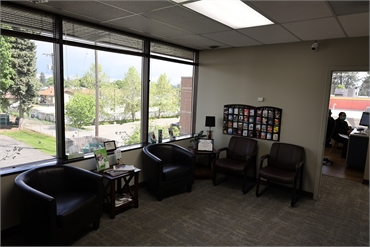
xmin=113 ymin=164 xmax=135 ymax=172
xmin=94 ymin=148 xmax=110 ymax=171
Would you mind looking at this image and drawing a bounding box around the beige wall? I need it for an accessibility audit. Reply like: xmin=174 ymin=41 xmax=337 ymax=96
xmin=1 ymin=37 xmax=368 ymax=231
xmin=195 ymin=37 xmax=369 ymax=199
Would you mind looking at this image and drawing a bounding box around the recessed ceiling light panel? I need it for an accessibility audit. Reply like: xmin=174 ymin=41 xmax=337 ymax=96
xmin=184 ymin=0 xmax=273 ymax=29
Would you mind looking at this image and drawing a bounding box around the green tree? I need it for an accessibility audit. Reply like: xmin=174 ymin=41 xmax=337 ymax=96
xmin=39 ymin=72 xmax=46 ymax=86
xmin=8 ymin=38 xmax=41 ymax=118
xmin=80 ymin=64 xmax=110 ymax=89
xmin=64 ymin=75 xmax=80 ymax=88
xmin=65 ymin=93 xmax=95 ymax=128
xmin=150 ymin=73 xmax=179 ymax=118
xmin=46 ymin=76 xmax=54 ymax=87
xmin=359 ymin=73 xmax=370 ymax=97
xmin=124 ymin=121 xmax=176 ymax=146
xmin=99 ymin=82 xmax=125 ymax=121
xmin=124 ymin=124 xmax=141 ymax=145
xmin=0 ymin=35 xmax=16 ymax=111
xmin=331 ymin=72 xmax=359 ymax=94
xmin=117 ymin=66 xmax=141 ymax=121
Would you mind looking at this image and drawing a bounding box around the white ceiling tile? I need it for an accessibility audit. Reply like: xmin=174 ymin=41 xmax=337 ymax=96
xmin=43 ymin=1 xmax=133 ymax=21
xmin=282 ymin=17 xmax=346 ymax=41
xmin=99 ymin=1 xmax=175 ymax=14
xmin=108 ymin=15 xmax=192 ymax=39
xmin=338 ymin=13 xmax=369 ymax=37
xmin=247 ymin=1 xmax=333 ymax=23
xmin=328 ymin=1 xmax=369 ymax=16
xmin=238 ymin=24 xmax=300 ymax=44
xmin=202 ymin=31 xmax=262 ymax=47
xmin=142 ymin=5 xmax=231 ymax=34
xmin=6 ymin=0 xmax=369 ymax=51
xmin=169 ymin=35 xmax=231 ymax=50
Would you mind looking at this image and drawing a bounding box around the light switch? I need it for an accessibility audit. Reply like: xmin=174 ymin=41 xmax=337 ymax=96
xmin=258 ymin=97 xmax=264 ymax=102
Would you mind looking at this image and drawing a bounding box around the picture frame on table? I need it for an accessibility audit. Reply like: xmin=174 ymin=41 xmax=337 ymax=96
xmin=197 ymin=139 xmax=214 ymax=152
xmin=104 ymin=140 xmax=117 ymax=152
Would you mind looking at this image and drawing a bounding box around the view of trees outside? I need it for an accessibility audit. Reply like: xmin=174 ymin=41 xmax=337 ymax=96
xmin=329 ymin=71 xmax=370 ymax=127
xmin=0 ymin=38 xmax=56 ymax=168
xmin=0 ymin=36 xmax=193 ymax=168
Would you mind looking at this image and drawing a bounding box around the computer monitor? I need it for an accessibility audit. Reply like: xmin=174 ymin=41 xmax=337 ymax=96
xmin=359 ymin=111 xmax=369 ymax=127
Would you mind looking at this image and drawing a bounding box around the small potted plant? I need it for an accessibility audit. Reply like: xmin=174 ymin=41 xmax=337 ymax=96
xmin=190 ymin=130 xmax=206 ymax=149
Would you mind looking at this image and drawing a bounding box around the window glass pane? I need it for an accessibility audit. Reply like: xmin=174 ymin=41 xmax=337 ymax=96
xmin=63 ymin=45 xmax=142 ymax=157
xmin=330 ymin=71 xmax=370 ymax=129
xmin=149 ymin=59 xmax=194 ymax=140
xmin=0 ymin=38 xmax=56 ymax=169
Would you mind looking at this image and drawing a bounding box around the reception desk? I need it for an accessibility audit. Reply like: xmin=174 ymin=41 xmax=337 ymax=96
xmin=346 ymin=133 xmax=369 ymax=168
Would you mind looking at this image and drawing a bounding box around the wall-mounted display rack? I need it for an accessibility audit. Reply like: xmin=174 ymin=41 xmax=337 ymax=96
xmin=222 ymin=104 xmax=282 ymax=141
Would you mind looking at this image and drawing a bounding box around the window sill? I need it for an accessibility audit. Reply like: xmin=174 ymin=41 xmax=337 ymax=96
xmin=0 ymin=159 xmax=57 ymax=177
xmin=0 ymin=135 xmax=192 ymax=176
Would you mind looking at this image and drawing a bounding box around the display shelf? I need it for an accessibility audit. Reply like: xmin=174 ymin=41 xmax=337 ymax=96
xmin=223 ymin=104 xmax=282 ymax=141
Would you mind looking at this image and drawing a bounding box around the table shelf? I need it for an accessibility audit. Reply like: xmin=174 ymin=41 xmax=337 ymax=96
xmin=96 ymin=167 xmax=141 ymax=219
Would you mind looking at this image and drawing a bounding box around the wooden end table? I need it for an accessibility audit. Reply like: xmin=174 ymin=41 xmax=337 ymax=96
xmin=188 ymin=147 xmax=216 ymax=180
xmin=95 ymin=167 xmax=141 ymax=219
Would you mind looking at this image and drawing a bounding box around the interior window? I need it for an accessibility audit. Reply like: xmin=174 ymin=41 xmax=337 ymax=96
xmin=329 ymin=71 xmax=370 ymax=130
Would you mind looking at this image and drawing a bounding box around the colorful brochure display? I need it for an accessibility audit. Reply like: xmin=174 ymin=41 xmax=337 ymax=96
xmin=223 ymin=104 xmax=282 ymax=141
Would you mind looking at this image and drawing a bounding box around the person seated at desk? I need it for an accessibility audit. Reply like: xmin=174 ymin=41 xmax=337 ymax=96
xmin=332 ymin=111 xmax=352 ymax=158
xmin=325 ymin=109 xmax=336 ymax=147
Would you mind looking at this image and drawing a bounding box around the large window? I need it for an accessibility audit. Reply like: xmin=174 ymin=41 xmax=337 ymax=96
xmin=0 ymin=3 xmax=197 ymax=170
xmin=149 ymin=58 xmax=194 ymax=140
xmin=0 ymin=38 xmax=57 ymax=169
xmin=63 ymin=45 xmax=143 ymax=157
xmin=329 ymin=71 xmax=370 ymax=128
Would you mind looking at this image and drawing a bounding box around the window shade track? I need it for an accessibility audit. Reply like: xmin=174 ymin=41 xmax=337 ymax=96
xmin=1 ymin=4 xmax=56 ymax=39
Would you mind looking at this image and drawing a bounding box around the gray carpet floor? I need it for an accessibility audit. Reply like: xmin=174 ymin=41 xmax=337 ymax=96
xmin=70 ymin=175 xmax=369 ymax=246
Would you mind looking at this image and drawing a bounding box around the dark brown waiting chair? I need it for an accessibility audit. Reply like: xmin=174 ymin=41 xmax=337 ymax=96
xmin=256 ymin=142 xmax=304 ymax=207
xmin=213 ymin=136 xmax=258 ymax=194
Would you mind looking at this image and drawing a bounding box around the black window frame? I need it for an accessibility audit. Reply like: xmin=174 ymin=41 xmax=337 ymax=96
xmin=0 ymin=2 xmax=199 ymax=175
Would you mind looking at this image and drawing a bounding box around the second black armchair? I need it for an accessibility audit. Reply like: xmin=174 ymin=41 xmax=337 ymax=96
xmin=142 ymin=143 xmax=196 ymax=201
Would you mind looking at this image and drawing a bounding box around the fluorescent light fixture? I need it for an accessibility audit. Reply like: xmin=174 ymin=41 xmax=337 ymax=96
xmin=184 ymin=0 xmax=273 ymax=29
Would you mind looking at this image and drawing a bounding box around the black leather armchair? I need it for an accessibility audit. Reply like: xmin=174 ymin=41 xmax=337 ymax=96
xmin=213 ymin=136 xmax=258 ymax=194
xmin=142 ymin=143 xmax=196 ymax=201
xmin=14 ymin=165 xmax=104 ymax=245
xmin=256 ymin=142 xmax=304 ymax=207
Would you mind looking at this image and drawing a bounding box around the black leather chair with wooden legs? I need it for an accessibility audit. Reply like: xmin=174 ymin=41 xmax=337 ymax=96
xmin=213 ymin=136 xmax=258 ymax=194
xmin=256 ymin=142 xmax=304 ymax=207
